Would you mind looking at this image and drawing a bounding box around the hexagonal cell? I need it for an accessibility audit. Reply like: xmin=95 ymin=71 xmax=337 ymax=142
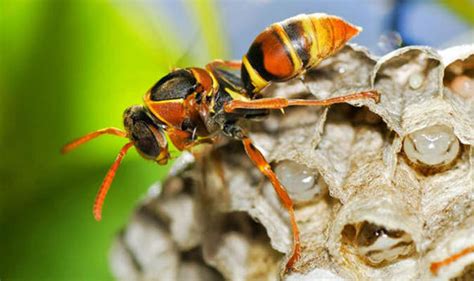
xmin=444 ymin=54 xmax=474 ymax=100
xmin=111 ymin=43 xmax=474 ymax=281
xmin=274 ymin=160 xmax=326 ymax=203
xmin=402 ymin=125 xmax=461 ymax=174
xmin=341 ymin=220 xmax=416 ymax=267
xmin=201 ymin=211 xmax=281 ymax=281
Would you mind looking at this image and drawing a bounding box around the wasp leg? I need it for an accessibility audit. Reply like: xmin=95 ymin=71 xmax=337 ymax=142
xmin=241 ymin=136 xmax=300 ymax=271
xmin=183 ymin=137 xmax=216 ymax=150
xmin=61 ymin=127 xmax=127 ymax=154
xmin=166 ymin=127 xmax=216 ymax=153
xmin=165 ymin=128 xmax=194 ymax=151
xmin=224 ymin=90 xmax=380 ymax=113
xmin=94 ymin=142 xmax=134 ymax=221
xmin=430 ymin=245 xmax=474 ymax=275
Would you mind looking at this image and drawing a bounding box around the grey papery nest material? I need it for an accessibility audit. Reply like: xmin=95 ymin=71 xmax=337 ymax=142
xmin=109 ymin=44 xmax=474 ymax=281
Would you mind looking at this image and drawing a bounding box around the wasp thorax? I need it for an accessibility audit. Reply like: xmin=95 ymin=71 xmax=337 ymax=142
xmin=402 ymin=125 xmax=460 ymax=172
xmin=274 ymin=160 xmax=323 ymax=202
xmin=342 ymin=221 xmax=416 ymax=266
xmin=149 ymin=69 xmax=197 ymax=101
xmin=123 ymin=105 xmax=169 ymax=163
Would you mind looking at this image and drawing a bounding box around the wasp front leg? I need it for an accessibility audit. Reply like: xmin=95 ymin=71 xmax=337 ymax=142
xmin=241 ymin=136 xmax=301 ymax=271
xmin=224 ymin=90 xmax=380 ymax=113
xmin=166 ymin=127 xmax=216 ymax=151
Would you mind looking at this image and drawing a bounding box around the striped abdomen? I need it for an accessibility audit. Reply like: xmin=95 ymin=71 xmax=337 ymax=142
xmin=241 ymin=13 xmax=361 ymax=95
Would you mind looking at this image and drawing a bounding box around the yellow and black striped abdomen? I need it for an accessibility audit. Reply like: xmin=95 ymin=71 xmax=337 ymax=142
xmin=241 ymin=13 xmax=361 ymax=95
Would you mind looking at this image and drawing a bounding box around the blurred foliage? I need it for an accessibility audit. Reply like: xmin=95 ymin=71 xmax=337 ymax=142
xmin=0 ymin=0 xmax=225 ymax=279
xmin=441 ymin=0 xmax=474 ymax=25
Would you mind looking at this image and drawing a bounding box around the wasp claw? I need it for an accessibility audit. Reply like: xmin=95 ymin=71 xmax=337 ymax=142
xmin=371 ymin=91 xmax=381 ymax=103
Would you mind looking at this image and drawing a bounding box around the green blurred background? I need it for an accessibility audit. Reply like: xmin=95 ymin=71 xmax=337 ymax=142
xmin=1 ymin=0 xmax=472 ymax=280
xmin=0 ymin=1 xmax=227 ymax=280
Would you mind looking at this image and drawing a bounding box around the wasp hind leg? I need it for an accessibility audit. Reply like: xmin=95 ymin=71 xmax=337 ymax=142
xmin=241 ymin=135 xmax=301 ymax=271
xmin=224 ymin=90 xmax=380 ymax=113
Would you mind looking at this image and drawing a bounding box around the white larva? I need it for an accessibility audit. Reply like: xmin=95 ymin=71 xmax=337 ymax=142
xmin=403 ymin=125 xmax=460 ymax=169
xmin=274 ymin=160 xmax=323 ymax=202
xmin=343 ymin=221 xmax=416 ymax=266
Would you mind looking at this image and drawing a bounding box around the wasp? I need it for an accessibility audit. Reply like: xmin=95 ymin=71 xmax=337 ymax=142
xmin=63 ymin=13 xmax=379 ymax=270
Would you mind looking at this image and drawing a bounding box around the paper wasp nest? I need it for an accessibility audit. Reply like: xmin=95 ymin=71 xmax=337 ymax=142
xmin=110 ymin=44 xmax=474 ymax=281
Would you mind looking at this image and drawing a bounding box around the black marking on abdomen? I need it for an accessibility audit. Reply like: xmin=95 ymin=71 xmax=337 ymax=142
xmin=282 ymin=20 xmax=311 ymax=67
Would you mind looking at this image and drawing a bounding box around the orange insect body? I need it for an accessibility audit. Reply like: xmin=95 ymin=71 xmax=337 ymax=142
xmin=63 ymin=13 xmax=378 ymax=271
xmin=241 ymin=13 xmax=361 ymax=94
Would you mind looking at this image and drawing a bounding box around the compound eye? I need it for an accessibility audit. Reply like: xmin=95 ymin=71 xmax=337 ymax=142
xmin=130 ymin=121 xmax=162 ymax=160
xmin=150 ymin=69 xmax=197 ymax=101
xmin=123 ymin=106 xmax=169 ymax=162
